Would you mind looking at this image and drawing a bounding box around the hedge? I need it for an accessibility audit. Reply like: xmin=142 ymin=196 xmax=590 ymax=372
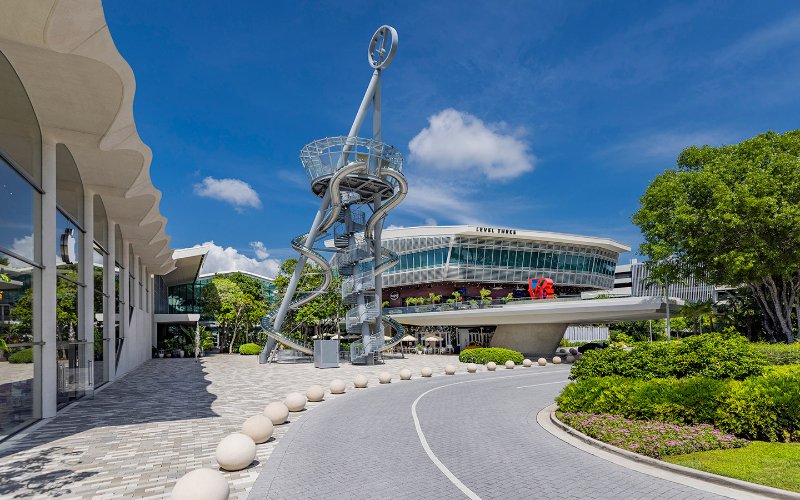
xmin=570 ymin=333 xmax=765 ymax=381
xmin=238 ymin=343 xmax=261 ymax=355
xmin=459 ymin=347 xmax=523 ymax=365
xmin=556 ymin=366 xmax=800 ymax=442
xmin=753 ymin=342 xmax=800 ymax=366
xmin=8 ymin=348 xmax=33 ymax=364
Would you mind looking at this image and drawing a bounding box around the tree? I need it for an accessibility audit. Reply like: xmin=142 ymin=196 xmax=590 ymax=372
xmin=201 ymin=275 xmax=265 ymax=353
xmin=640 ymin=258 xmax=685 ymax=342
xmin=634 ymin=130 xmax=800 ymax=343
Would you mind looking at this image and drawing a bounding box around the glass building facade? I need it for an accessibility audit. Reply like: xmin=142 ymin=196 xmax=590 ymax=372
xmin=381 ymin=230 xmax=621 ymax=290
xmin=164 ymin=272 xmax=276 ymax=318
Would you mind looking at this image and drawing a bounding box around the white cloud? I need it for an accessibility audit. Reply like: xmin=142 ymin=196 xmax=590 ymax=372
xmin=408 ymin=109 xmax=535 ymax=180
xmin=196 ymin=240 xmax=280 ymax=278
xmin=193 ymin=176 xmax=261 ymax=210
xmin=10 ymin=234 xmax=33 ymax=262
xmin=249 ymin=241 xmax=269 ymax=260
xmin=601 ymin=129 xmax=738 ymax=164
xmin=716 ymin=13 xmax=800 ymax=66
xmin=424 ymin=217 xmax=437 ymax=226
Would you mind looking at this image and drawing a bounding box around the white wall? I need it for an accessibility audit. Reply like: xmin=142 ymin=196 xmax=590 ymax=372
xmin=116 ymin=307 xmax=153 ymax=378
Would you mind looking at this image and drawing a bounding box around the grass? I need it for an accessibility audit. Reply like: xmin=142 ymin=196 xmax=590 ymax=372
xmin=664 ymin=441 xmax=800 ymax=493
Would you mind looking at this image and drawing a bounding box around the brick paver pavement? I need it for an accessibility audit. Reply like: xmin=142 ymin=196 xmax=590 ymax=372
xmin=249 ymin=367 xmax=730 ymax=500
xmin=0 ymin=353 xmax=467 ymax=499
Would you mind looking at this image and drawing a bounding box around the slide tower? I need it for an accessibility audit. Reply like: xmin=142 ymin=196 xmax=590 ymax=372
xmin=261 ymin=26 xmax=407 ymax=365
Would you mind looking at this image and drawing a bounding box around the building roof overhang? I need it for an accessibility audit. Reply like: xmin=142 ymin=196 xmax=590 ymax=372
xmin=162 ymin=246 xmax=210 ymax=287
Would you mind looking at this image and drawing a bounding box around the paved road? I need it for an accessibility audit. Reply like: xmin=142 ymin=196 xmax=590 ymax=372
xmin=249 ymin=367 xmax=728 ymax=499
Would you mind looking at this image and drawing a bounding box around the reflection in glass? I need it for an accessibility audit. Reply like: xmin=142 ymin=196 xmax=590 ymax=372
xmin=0 ymin=251 xmax=36 ymax=439
xmin=0 ymin=159 xmax=35 ymax=262
xmin=94 ymin=247 xmax=106 ymax=387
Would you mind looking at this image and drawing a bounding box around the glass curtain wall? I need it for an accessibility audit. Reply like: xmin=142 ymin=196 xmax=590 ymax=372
xmin=0 ymin=155 xmax=40 ymax=439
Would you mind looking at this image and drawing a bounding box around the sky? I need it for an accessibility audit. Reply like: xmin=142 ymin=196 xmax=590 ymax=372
xmin=105 ymin=1 xmax=800 ymax=277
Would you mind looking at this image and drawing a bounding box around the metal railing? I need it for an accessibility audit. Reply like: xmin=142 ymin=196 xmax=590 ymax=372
xmin=384 ymin=295 xmax=590 ymax=315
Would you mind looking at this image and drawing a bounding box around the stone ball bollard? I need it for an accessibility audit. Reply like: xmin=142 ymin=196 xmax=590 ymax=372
xmin=378 ymin=372 xmax=392 ymax=384
xmin=354 ymin=374 xmax=369 ymax=388
xmin=263 ymin=401 xmax=289 ymax=425
xmin=306 ymin=384 xmax=325 ymax=402
xmin=171 ymin=468 xmax=229 ymax=500
xmin=284 ymin=392 xmax=307 ymax=412
xmin=215 ymin=433 xmax=256 ymax=471
xmin=575 ymin=352 xmax=584 ymax=360
xmin=486 ymin=361 xmax=497 ymax=371
xmin=505 ymin=360 xmax=515 ymax=369
xmin=399 ymin=368 xmax=412 ymax=380
xmin=330 ymin=379 xmax=346 ymax=394
xmin=569 ymin=347 xmax=579 ymax=355
xmin=241 ymin=414 xmax=274 ymax=444
xmin=523 ymin=358 xmax=533 ymax=367
xmin=537 ymin=358 xmax=547 ymax=366
xmin=445 ymin=364 xmax=456 ymax=375
xmin=466 ymin=363 xmax=477 ymax=373
xmin=552 ymin=356 xmax=562 ymax=364
xmin=566 ymin=354 xmax=576 ymax=363
xmin=421 ymin=367 xmax=433 ymax=377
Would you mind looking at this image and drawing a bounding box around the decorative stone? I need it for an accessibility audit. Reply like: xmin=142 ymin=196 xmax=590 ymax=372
xmin=378 ymin=372 xmax=392 ymax=384
xmin=399 ymin=368 xmax=412 ymax=380
xmin=569 ymin=347 xmax=579 ymax=355
xmin=171 ymin=468 xmax=229 ymax=500
xmin=263 ymin=401 xmax=289 ymax=425
xmin=445 ymin=364 xmax=456 ymax=375
xmin=575 ymin=352 xmax=583 ymax=360
xmin=284 ymin=392 xmax=307 ymax=412
xmin=215 ymin=433 xmax=256 ymax=471
xmin=306 ymin=384 xmax=325 ymax=402
xmin=421 ymin=367 xmax=432 ymax=377
xmin=466 ymin=363 xmax=477 ymax=373
xmin=330 ymin=379 xmax=346 ymax=394
xmin=552 ymin=356 xmax=562 ymax=364
xmin=241 ymin=414 xmax=273 ymax=444
xmin=505 ymin=360 xmax=515 ymax=369
xmin=537 ymin=358 xmax=547 ymax=366
xmin=566 ymin=354 xmax=576 ymax=363
xmin=486 ymin=362 xmax=497 ymax=371
xmin=523 ymin=358 xmax=532 ymax=367
xmin=354 ymin=374 xmax=369 ymax=388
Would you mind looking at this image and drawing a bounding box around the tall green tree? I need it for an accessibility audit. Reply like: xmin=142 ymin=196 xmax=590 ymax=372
xmin=633 ymin=130 xmax=800 ymax=343
xmin=201 ymin=275 xmax=267 ymax=353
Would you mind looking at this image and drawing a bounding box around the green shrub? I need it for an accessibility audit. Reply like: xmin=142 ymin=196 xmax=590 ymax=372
xmin=459 ymin=347 xmax=523 ymax=365
xmin=238 ymin=343 xmax=261 ymax=355
xmin=570 ymin=333 xmax=765 ymax=381
xmin=8 ymin=348 xmax=33 ymax=364
xmin=753 ymin=342 xmax=800 ymax=365
xmin=556 ymin=365 xmax=800 ymax=442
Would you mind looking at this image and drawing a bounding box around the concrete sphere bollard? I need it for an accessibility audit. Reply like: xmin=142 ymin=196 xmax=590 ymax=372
xmin=378 ymin=372 xmax=392 ymax=384
xmin=306 ymin=384 xmax=325 ymax=402
xmin=523 ymin=358 xmax=533 ymax=367
xmin=566 ymin=354 xmax=576 ymax=363
xmin=263 ymin=401 xmax=289 ymax=425
xmin=421 ymin=367 xmax=433 ymax=377
xmin=171 ymin=468 xmax=229 ymax=500
xmin=575 ymin=352 xmax=584 ymax=360
xmin=445 ymin=364 xmax=456 ymax=375
xmin=552 ymin=356 xmax=562 ymax=364
xmin=215 ymin=433 xmax=256 ymax=471
xmin=330 ymin=379 xmax=346 ymax=394
xmin=353 ymin=374 xmax=369 ymax=388
xmin=284 ymin=392 xmax=307 ymax=412
xmin=537 ymin=358 xmax=547 ymax=366
xmin=399 ymin=368 xmax=412 ymax=380
xmin=241 ymin=414 xmax=274 ymax=444
xmin=486 ymin=361 xmax=497 ymax=371
xmin=505 ymin=360 xmax=515 ymax=369
xmin=569 ymin=347 xmax=579 ymax=355
xmin=466 ymin=363 xmax=477 ymax=373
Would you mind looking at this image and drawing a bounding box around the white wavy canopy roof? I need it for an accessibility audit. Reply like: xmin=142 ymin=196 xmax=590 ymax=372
xmin=0 ymin=0 xmax=174 ymax=274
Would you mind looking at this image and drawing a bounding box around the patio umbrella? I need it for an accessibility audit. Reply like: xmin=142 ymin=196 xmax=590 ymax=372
xmin=424 ymin=336 xmax=442 ymax=343
xmin=383 ymin=335 xmax=392 ymax=341
xmin=401 ymin=334 xmax=417 ymax=342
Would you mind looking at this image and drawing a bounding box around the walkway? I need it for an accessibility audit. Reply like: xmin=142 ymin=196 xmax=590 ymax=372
xmin=0 ymin=353 xmax=466 ymax=499
xmin=250 ymin=368 xmax=728 ymax=499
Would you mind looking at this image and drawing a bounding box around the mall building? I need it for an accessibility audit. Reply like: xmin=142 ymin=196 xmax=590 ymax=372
xmin=380 ymin=225 xmax=629 ymax=306
xmin=0 ymin=2 xmax=177 ymax=440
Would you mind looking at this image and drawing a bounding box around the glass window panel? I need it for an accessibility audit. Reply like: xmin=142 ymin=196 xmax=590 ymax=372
xmin=0 ymin=159 xmax=37 ymax=264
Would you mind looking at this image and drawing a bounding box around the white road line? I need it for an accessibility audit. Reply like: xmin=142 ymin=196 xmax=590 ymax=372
xmin=410 ymin=371 xmax=567 ymax=499
xmin=516 ymin=380 xmax=569 ymax=389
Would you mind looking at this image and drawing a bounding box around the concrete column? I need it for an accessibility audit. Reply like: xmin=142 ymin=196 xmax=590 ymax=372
xmin=37 ymin=139 xmax=57 ymax=418
xmin=120 ymin=238 xmax=128 ymax=345
xmin=81 ymin=188 xmax=94 ymax=394
xmin=490 ymin=323 xmax=569 ymax=359
xmin=104 ymin=219 xmax=116 ymax=382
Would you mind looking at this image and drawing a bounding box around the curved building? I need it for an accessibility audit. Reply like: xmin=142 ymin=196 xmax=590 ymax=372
xmin=380 ymin=225 xmax=629 ymax=306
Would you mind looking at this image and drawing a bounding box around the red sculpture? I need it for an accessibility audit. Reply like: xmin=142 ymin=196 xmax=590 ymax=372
xmin=528 ymin=278 xmax=555 ymax=300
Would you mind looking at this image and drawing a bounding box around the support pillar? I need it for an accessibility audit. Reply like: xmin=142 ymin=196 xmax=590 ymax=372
xmin=104 ymin=219 xmax=116 ymax=382
xmin=81 ymin=188 xmax=94 ymax=396
xmin=37 ymin=139 xmax=57 ymax=418
xmin=490 ymin=323 xmax=568 ymax=359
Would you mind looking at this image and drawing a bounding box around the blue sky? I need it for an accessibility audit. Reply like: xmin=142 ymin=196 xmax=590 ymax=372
xmin=106 ymin=1 xmax=800 ymax=276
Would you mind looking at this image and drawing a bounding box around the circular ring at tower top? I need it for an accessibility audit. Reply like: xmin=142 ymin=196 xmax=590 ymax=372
xmin=368 ymin=25 xmax=398 ymax=69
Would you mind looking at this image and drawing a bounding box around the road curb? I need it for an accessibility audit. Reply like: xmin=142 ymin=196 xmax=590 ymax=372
xmin=544 ymin=404 xmax=799 ymax=500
